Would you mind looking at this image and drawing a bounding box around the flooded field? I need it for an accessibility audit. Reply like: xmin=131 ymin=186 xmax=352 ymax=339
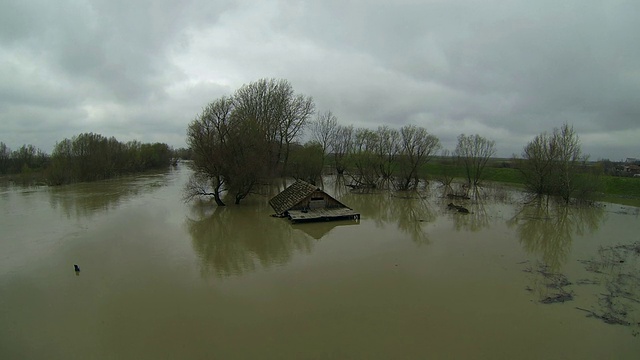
xmin=1 ymin=165 xmax=639 ymax=359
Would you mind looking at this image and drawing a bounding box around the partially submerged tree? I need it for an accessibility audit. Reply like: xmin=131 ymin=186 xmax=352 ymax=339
xmin=455 ymin=134 xmax=496 ymax=188
xmin=348 ymin=128 xmax=380 ymax=188
xmin=186 ymin=97 xmax=233 ymax=206
xmin=311 ymin=110 xmax=338 ymax=170
xmin=330 ymin=124 xmax=353 ymax=175
xmin=553 ymin=124 xmax=584 ymax=202
xmin=185 ymin=79 xmax=315 ymax=205
xmin=517 ymin=123 xmax=598 ymax=203
xmin=336 ymin=124 xmax=441 ymax=190
xmin=375 ymin=126 xmax=401 ymax=182
xmin=224 ymin=116 xmax=271 ymax=204
xmin=435 ymin=149 xmax=456 ymax=195
xmin=396 ymin=125 xmax=441 ymax=190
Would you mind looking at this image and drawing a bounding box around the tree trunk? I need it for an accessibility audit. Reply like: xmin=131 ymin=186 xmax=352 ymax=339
xmin=214 ymin=193 xmax=226 ymax=206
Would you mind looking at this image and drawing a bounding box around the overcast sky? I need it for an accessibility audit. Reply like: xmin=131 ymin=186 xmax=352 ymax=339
xmin=1 ymin=0 xmax=638 ymax=160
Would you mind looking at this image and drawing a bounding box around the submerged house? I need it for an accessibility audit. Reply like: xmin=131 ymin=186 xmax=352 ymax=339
xmin=269 ymin=180 xmax=360 ymax=223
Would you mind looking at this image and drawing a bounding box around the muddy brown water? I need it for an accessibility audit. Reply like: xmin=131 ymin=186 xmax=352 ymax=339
xmin=1 ymin=165 xmax=639 ymax=359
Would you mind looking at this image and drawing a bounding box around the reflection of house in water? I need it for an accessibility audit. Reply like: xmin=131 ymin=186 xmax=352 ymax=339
xmin=269 ymin=180 xmax=360 ymax=223
xmin=292 ymin=220 xmax=359 ymax=240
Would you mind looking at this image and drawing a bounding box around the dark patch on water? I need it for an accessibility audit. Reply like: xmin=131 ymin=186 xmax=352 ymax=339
xmin=576 ymin=242 xmax=640 ymax=335
xmin=522 ymin=262 xmax=574 ymax=304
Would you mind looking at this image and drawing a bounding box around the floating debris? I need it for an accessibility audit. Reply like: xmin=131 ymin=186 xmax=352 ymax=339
xmin=541 ymin=292 xmax=573 ymax=304
xmin=575 ymin=279 xmax=600 ymax=286
xmin=522 ymin=262 xmax=574 ymax=304
xmin=576 ymin=307 xmax=631 ymax=326
xmin=575 ymin=242 xmax=640 ymax=334
xmin=544 ymin=273 xmax=571 ymax=289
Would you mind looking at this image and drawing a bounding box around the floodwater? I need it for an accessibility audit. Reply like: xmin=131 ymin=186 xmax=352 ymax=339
xmin=1 ymin=165 xmax=639 ymax=359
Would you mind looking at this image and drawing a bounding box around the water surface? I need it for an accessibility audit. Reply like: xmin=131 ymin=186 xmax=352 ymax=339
xmin=1 ymin=166 xmax=639 ymax=359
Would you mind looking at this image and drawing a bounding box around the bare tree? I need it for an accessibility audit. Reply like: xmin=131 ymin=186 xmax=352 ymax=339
xmin=185 ymin=79 xmax=316 ymax=205
xmin=455 ymin=134 xmax=497 ymax=188
xmin=375 ymin=126 xmax=401 ymax=182
xmin=349 ymin=128 xmax=379 ymax=188
xmin=311 ymin=110 xmax=338 ymax=169
xmin=186 ymin=97 xmax=234 ymax=206
xmin=330 ymin=124 xmax=353 ymax=175
xmin=553 ymin=124 xmax=587 ymax=202
xmin=278 ymin=93 xmax=315 ymax=176
xmin=232 ymin=79 xmax=314 ymax=176
xmin=519 ymin=131 xmax=556 ymax=196
xmin=435 ymin=149 xmax=455 ymax=195
xmin=517 ymin=123 xmax=594 ymax=203
xmin=396 ymin=125 xmax=441 ymax=190
xmin=182 ymin=171 xmax=220 ymax=203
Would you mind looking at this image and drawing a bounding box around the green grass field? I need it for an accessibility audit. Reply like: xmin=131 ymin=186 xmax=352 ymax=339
xmin=423 ymin=163 xmax=523 ymax=185
xmin=600 ymin=176 xmax=640 ymax=198
xmin=423 ymin=163 xmax=640 ymax=200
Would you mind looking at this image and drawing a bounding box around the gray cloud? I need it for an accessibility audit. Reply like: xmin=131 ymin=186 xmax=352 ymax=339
xmin=1 ymin=0 xmax=638 ymax=160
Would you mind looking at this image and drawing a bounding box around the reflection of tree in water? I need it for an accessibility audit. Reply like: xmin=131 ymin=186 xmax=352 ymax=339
xmin=339 ymin=188 xmax=435 ymax=244
xmin=438 ymin=184 xmax=516 ymax=232
xmin=336 ymin=180 xmax=518 ymax=243
xmin=392 ymin=192 xmax=435 ymax=245
xmin=48 ymin=172 xmax=171 ymax=219
xmin=508 ymin=197 xmax=605 ymax=271
xmin=186 ymin=201 xmax=314 ymax=277
xmin=330 ymin=175 xmax=349 ymax=199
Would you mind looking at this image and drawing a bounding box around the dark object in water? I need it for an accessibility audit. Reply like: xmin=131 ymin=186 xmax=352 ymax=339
xmin=575 ymin=307 xmax=632 ymax=326
xmin=74 ymin=264 xmax=80 ymax=272
xmin=447 ymin=203 xmax=470 ymax=214
xmin=540 ymin=292 xmax=573 ymax=304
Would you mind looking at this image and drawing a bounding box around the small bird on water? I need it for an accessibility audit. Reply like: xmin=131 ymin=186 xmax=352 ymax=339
xmin=74 ymin=264 xmax=80 ymax=272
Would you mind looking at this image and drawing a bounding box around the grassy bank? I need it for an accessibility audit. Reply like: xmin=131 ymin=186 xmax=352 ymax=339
xmin=600 ymin=176 xmax=640 ymax=199
xmin=423 ymin=163 xmax=523 ymax=185
xmin=423 ymin=163 xmax=640 ymax=199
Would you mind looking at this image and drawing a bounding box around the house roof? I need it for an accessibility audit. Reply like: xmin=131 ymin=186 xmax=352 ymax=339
xmin=269 ymin=180 xmax=319 ymax=215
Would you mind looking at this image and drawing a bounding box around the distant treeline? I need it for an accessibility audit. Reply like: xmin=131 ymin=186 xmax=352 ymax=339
xmin=0 ymin=143 xmax=50 ymax=176
xmin=1 ymin=133 xmax=189 ymax=185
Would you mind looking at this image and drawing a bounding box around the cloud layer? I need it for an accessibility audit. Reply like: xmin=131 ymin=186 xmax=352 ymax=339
xmin=1 ymin=0 xmax=638 ymax=160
